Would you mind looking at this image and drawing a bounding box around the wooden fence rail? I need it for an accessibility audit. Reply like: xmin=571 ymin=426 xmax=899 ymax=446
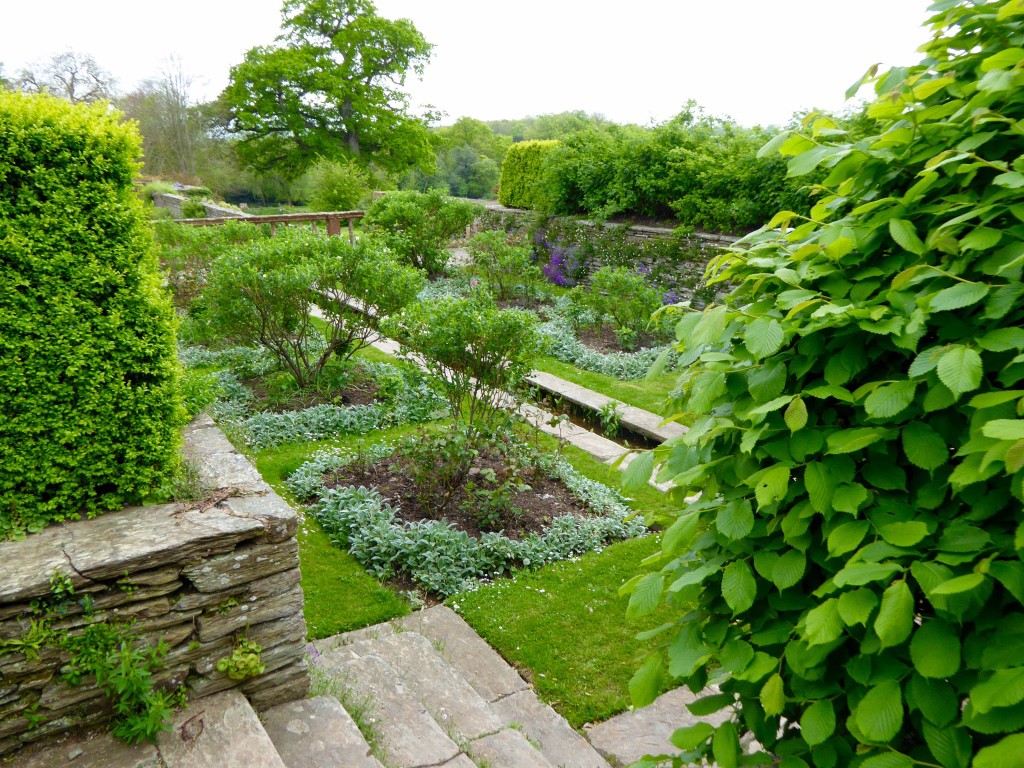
xmin=180 ymin=210 xmax=365 ymax=244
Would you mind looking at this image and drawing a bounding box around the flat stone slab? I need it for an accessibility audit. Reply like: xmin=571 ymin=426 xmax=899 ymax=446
xmin=468 ymin=728 xmax=553 ymax=768
xmin=317 ymin=650 xmax=460 ymax=768
xmin=347 ymin=630 xmax=502 ymax=740
xmin=491 ymin=689 xmax=610 ymax=768
xmin=526 ymin=371 xmax=686 ymax=443
xmin=261 ymin=695 xmax=381 ymax=768
xmin=158 ymin=689 xmax=286 ymax=768
xmin=396 ymin=606 xmax=529 ymax=703
xmin=585 ymin=687 xmax=728 ymax=767
xmin=15 ymin=729 xmax=160 ymax=768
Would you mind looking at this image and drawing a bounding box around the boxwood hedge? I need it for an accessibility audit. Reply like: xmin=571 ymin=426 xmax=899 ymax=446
xmin=0 ymin=92 xmax=180 ymax=539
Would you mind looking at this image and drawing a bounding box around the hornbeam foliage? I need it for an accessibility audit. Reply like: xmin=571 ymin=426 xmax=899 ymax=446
xmin=624 ymin=2 xmax=1024 ymax=766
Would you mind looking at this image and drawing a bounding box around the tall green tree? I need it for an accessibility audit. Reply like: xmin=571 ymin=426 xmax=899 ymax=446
xmin=221 ymin=0 xmax=434 ymax=178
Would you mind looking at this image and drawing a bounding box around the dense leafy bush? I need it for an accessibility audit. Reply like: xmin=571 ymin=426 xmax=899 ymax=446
xmin=467 ymin=230 xmax=541 ymax=300
xmin=624 ymin=4 xmax=1024 ymax=766
xmin=306 ymin=157 xmax=371 ymax=211
xmin=203 ymin=228 xmax=423 ymax=388
xmin=363 ymin=189 xmax=478 ymax=276
xmin=0 ymin=92 xmax=180 ymax=539
xmin=154 ymin=219 xmax=271 ymax=309
xmin=498 ymin=139 xmax=559 ymax=209
xmin=382 ymin=294 xmax=542 ymax=429
xmin=179 ymin=199 xmax=208 ymax=219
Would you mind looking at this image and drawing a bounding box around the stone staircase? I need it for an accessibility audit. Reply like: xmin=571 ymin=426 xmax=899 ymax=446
xmin=16 ymin=605 xmax=706 ymax=768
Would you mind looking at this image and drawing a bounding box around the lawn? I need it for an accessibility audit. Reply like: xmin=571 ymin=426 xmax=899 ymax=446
xmin=532 ymin=354 xmax=679 ymax=415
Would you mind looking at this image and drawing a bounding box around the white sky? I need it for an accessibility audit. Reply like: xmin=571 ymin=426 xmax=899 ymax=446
xmin=1 ymin=0 xmax=934 ymax=127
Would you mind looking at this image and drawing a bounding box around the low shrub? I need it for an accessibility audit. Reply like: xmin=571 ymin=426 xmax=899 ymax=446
xmin=179 ymin=199 xmax=208 ymax=219
xmin=382 ymin=294 xmax=542 ymax=430
xmin=203 ymin=228 xmax=424 ymax=388
xmin=306 ymin=157 xmax=371 ymax=211
xmin=466 ymin=230 xmax=541 ymax=301
xmin=0 ymin=92 xmax=180 ymax=538
xmin=570 ymin=266 xmax=664 ymax=351
xmin=363 ymin=189 xmax=478 ymax=276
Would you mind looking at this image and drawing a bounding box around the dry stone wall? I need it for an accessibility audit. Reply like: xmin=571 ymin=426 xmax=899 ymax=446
xmin=153 ymin=193 xmax=250 ymax=219
xmin=0 ymin=415 xmax=308 ymax=756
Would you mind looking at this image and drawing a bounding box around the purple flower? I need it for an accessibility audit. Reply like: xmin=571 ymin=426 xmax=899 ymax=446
xmin=542 ymin=244 xmax=583 ymax=287
xmin=636 ymin=261 xmax=651 ymax=276
xmin=662 ymin=289 xmax=683 ymax=305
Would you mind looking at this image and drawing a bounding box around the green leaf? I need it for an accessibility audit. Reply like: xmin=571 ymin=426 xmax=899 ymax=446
xmin=687 ymin=692 xmax=735 ymax=716
xmin=627 ymin=573 xmax=664 ymax=619
xmin=931 ymin=572 xmax=986 ymax=595
xmin=994 ymin=171 xmax=1024 ymax=189
xmin=761 ymin=673 xmax=786 ymax=717
xmin=923 ymin=722 xmax=971 ymax=768
xmin=838 ymin=588 xmax=878 ymax=626
xmin=991 ymin=561 xmax=1024 ymax=604
xmin=856 ymin=680 xmax=904 ymax=743
xmin=750 ymin=395 xmax=795 ymax=415
xmin=722 ymin=561 xmax=757 ymax=614
xmin=969 ymin=390 xmax=1024 ymax=407
xmin=864 ymin=380 xmax=918 ymax=418
xmin=772 ymin=550 xmax=806 ymax=590
xmin=717 ymin=500 xmax=754 ymax=541
xmin=668 ymin=626 xmax=712 ymax=678
xmin=978 ymin=328 xmax=1024 ymax=351
xmin=662 ymin=512 xmax=701 ymax=555
xmin=692 ymin=305 xmax=730 ymax=347
xmin=828 ymin=520 xmax=871 ymax=557
xmin=745 ymin=318 xmax=785 ymax=358
xmin=902 ymin=422 xmax=948 ymax=469
xmin=973 ymin=734 xmax=1024 ymax=768
xmin=805 ymin=598 xmax=843 ymax=645
xmin=833 ymin=483 xmax=868 ymax=513
xmin=910 ymin=620 xmax=961 ymax=679
xmin=878 ymin=521 xmax=929 ymax=547
xmin=912 ymin=675 xmax=959 ymax=727
xmin=785 ymin=397 xmax=808 ymax=432
xmin=930 ymin=282 xmax=990 ymax=312
xmin=961 ymin=226 xmax=1002 ymax=251
xmin=860 ymin=753 xmax=914 ymax=768
xmin=670 ymin=723 xmax=715 ymax=751
xmin=983 ymin=419 xmax=1024 ymax=440
xmin=875 ymin=580 xmax=914 ymax=649
xmin=712 ymin=722 xmax=740 ymax=768
xmin=753 ymin=464 xmax=791 ymax=508
xmin=970 ymin=668 xmax=1024 ymax=714
xmin=622 ymin=451 xmax=655 ymax=491
xmin=890 ymin=219 xmax=925 ymax=254
xmin=800 ymin=699 xmax=836 ymax=746
xmin=937 ymin=346 xmax=983 ymax=396
xmin=629 ymin=653 xmax=664 ymax=708
xmin=981 ymin=47 xmax=1024 ymax=71
xmin=827 ymin=428 xmax=886 ymax=454
xmin=805 ymin=462 xmax=836 ymax=513
xmin=834 ymin=561 xmax=903 ymax=587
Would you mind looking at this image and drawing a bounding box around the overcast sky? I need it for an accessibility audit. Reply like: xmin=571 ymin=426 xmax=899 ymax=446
xmin=1 ymin=0 xmax=934 ymax=127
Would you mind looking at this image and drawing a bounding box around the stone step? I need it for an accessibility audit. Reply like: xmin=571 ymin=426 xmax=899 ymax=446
xmin=584 ymin=686 xmax=730 ymax=768
xmin=14 ymin=730 xmax=161 ymax=768
xmin=491 ymin=689 xmax=610 ymax=768
xmin=316 ymin=647 xmax=462 ymax=768
xmin=158 ymin=689 xmax=286 ymax=768
xmin=261 ymin=695 xmax=382 ymax=768
xmin=344 ymin=630 xmax=503 ymax=741
xmin=395 ymin=605 xmax=530 ymax=704
xmin=466 ymin=728 xmax=554 ymax=768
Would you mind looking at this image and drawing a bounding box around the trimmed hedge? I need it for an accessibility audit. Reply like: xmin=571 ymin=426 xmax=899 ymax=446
xmin=0 ymin=92 xmax=181 ymax=539
xmin=498 ymin=139 xmax=558 ymax=209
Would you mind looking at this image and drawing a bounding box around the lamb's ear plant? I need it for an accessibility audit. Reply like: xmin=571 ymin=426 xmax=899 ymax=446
xmin=623 ymin=3 xmax=1024 ymax=767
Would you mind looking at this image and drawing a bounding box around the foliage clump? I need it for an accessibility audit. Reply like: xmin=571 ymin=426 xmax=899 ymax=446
xmin=203 ymin=227 xmax=424 ymax=389
xmin=625 ymin=3 xmax=1024 ymax=767
xmin=467 ymin=229 xmax=541 ymax=301
xmin=0 ymin=92 xmax=180 ymax=539
xmin=363 ymin=189 xmax=478 ymax=276
xmin=498 ymin=139 xmax=559 ymax=209
xmin=570 ymin=266 xmax=664 ymax=351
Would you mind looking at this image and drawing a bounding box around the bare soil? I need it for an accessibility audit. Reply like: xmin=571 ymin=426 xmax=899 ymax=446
xmin=576 ymin=324 xmax=662 ymax=355
xmin=245 ymin=371 xmax=382 ymax=412
xmin=322 ymin=445 xmax=590 ymax=539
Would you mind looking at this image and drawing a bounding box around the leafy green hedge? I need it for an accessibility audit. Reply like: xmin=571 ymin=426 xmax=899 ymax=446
xmin=625 ymin=3 xmax=1024 ymax=766
xmin=0 ymin=92 xmax=180 ymax=539
xmin=498 ymin=139 xmax=558 ymax=209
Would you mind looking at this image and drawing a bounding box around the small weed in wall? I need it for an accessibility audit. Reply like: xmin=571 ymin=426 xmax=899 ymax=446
xmin=216 ymin=637 xmax=265 ymax=681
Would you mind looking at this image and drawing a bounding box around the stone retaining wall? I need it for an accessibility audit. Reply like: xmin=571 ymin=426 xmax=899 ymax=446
xmin=153 ymin=193 xmax=250 ymax=219
xmin=475 ymin=204 xmax=737 ymax=304
xmin=0 ymin=416 xmax=308 ymax=756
